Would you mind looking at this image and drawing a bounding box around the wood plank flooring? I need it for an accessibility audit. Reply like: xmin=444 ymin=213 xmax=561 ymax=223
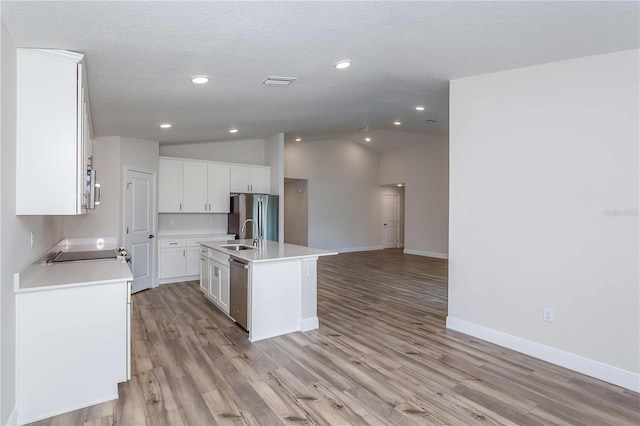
xmin=31 ymin=249 xmax=639 ymax=425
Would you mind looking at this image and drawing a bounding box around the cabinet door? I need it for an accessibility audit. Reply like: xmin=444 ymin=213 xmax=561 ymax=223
xmin=158 ymin=158 xmax=183 ymax=212
xmin=209 ymin=262 xmax=221 ymax=303
xmin=182 ymin=161 xmax=208 ymax=212
xmin=199 ymin=255 xmax=209 ymax=294
xmin=158 ymin=247 xmax=186 ymax=278
xmin=229 ymin=165 xmax=251 ymax=193
xmin=218 ymin=266 xmax=230 ymax=314
xmin=186 ymin=246 xmax=201 ymax=276
xmin=250 ymin=167 xmax=271 ymax=194
xmin=207 ymin=164 xmax=230 ymax=212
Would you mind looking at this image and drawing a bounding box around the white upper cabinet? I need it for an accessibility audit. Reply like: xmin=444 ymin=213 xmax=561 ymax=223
xmin=182 ymin=161 xmax=208 ymax=212
xmin=230 ymin=165 xmax=270 ymax=193
xmin=158 ymin=158 xmax=183 ymax=212
xmin=16 ymin=49 xmax=93 ymax=215
xmin=158 ymin=157 xmax=232 ymax=213
xmin=208 ymin=163 xmax=230 ymax=213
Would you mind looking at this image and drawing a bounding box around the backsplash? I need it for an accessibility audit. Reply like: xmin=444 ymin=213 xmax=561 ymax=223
xmin=158 ymin=213 xmax=228 ymax=233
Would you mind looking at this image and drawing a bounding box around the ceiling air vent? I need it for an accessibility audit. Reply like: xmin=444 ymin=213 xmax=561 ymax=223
xmin=262 ymin=76 xmax=297 ymax=85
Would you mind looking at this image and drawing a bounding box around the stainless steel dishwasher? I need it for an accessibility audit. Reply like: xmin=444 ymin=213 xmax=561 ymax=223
xmin=229 ymin=257 xmax=249 ymax=330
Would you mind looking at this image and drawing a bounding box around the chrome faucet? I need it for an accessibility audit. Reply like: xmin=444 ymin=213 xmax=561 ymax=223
xmin=240 ymin=219 xmax=259 ymax=247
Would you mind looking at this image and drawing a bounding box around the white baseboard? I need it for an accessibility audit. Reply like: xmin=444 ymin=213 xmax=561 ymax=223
xmin=403 ymin=248 xmax=448 ymax=259
xmin=158 ymin=275 xmax=199 ymax=285
xmin=446 ymin=316 xmax=640 ymax=392
xmin=301 ymin=317 xmax=319 ymax=332
xmin=6 ymin=406 xmax=17 ymax=426
xmin=336 ymin=245 xmax=383 ymax=253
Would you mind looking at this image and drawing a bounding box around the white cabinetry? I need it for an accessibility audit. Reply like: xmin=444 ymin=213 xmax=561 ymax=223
xmin=158 ymin=158 xmax=230 ymax=213
xmin=158 ymin=239 xmax=186 ymax=279
xmin=199 ymin=247 xmax=230 ymax=314
xmin=158 ymin=158 xmax=183 ymax=212
xmin=230 ymin=165 xmax=270 ymax=193
xmin=16 ymin=280 xmax=130 ymax=424
xmin=16 ymin=49 xmax=93 ymax=215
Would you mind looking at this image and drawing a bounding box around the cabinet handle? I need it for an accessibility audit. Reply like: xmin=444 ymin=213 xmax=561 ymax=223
xmin=183 ymin=249 xmax=186 ymax=257
xmin=169 ymin=242 xmax=178 ymax=245
xmin=205 ymin=203 xmax=207 ymax=211
xmin=179 ymin=202 xmax=182 ymax=211
xmin=209 ymin=203 xmax=211 ymax=210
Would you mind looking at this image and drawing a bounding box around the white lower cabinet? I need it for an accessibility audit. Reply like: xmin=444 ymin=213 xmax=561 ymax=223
xmin=159 ymin=236 xmax=233 ymax=284
xmin=199 ymin=247 xmax=230 ymax=314
xmin=16 ymin=280 xmax=130 ymax=424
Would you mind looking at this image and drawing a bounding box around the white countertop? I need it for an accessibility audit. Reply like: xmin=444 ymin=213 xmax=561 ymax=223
xmin=16 ymin=259 xmax=133 ymax=293
xmin=200 ymin=239 xmax=337 ymax=263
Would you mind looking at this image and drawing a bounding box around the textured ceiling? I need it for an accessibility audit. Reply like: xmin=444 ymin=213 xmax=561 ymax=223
xmin=1 ymin=1 xmax=638 ymax=149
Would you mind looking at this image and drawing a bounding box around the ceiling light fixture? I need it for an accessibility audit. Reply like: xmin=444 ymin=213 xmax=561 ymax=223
xmin=393 ymin=121 xmax=401 ymax=126
xmin=160 ymin=123 xmax=172 ymax=129
xmin=365 ymin=137 xmax=371 ymax=142
xmin=397 ymin=184 xmax=404 ymax=187
xmin=295 ymin=138 xmax=301 ymax=142
xmin=229 ymin=129 xmax=238 ymax=133
xmin=335 ymin=60 xmax=351 ymax=69
xmin=191 ymin=75 xmax=209 ymax=84
xmin=415 ymin=106 xmax=425 ymax=111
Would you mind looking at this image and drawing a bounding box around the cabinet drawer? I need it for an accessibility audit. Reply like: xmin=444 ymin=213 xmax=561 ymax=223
xmin=159 ymin=239 xmax=186 ymax=248
xmin=208 ymin=249 xmax=230 ymax=265
xmin=187 ymin=237 xmax=211 ymax=247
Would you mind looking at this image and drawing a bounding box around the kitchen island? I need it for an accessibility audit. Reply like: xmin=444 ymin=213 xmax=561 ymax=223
xmin=199 ymin=239 xmax=337 ymax=342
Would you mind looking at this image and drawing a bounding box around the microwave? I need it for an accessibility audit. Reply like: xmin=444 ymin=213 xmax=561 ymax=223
xmin=84 ymin=169 xmax=101 ymax=210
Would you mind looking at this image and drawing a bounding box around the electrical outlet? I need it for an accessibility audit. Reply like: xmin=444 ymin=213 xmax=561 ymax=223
xmin=543 ymin=307 xmax=554 ymax=323
xmin=209 ymin=218 xmax=214 ymax=225
xmin=30 ymin=231 xmax=34 ymax=248
xmin=169 ymin=219 xmax=175 ymax=226
xmin=306 ymin=264 xmax=315 ymax=277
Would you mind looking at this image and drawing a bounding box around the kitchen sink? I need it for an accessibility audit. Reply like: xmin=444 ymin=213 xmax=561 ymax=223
xmin=220 ymin=244 xmax=256 ymax=251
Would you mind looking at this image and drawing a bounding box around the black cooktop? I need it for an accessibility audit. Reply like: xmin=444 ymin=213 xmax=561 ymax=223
xmin=51 ymin=249 xmax=118 ymax=263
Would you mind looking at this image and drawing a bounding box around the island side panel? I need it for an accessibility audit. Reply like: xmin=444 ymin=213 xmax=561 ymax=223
xmin=301 ymin=257 xmax=319 ymax=331
xmin=249 ymin=259 xmax=302 ymax=342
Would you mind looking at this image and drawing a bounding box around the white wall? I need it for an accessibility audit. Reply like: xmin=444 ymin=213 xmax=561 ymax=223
xmin=448 ymin=49 xmax=639 ymax=389
xmin=265 ymin=133 xmax=284 ymax=241
xmin=160 ymin=138 xmax=265 ymax=165
xmin=0 ymin=23 xmax=64 ymax=424
xmin=380 ymin=138 xmax=449 ymax=257
xmin=285 ymin=139 xmax=382 ymax=251
xmin=284 ymin=179 xmax=309 ymax=246
xmin=64 ymin=136 xmax=159 ymax=244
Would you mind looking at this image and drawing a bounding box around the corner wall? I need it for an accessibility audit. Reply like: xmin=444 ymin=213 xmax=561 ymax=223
xmin=160 ymin=138 xmax=266 ymax=165
xmin=380 ymin=138 xmax=449 ymax=257
xmin=285 ymin=139 xmax=382 ymax=252
xmin=448 ymin=49 xmax=639 ymax=390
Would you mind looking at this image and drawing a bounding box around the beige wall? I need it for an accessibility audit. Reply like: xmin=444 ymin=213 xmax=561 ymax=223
xmin=284 ymin=179 xmax=309 ymax=246
xmin=380 ymin=138 xmax=449 ymax=257
xmin=448 ymin=50 xmax=639 ymax=385
xmin=160 ymin=138 xmax=266 ymax=165
xmin=1 ymin=24 xmax=65 ymax=423
xmin=285 ymin=139 xmax=382 ymax=251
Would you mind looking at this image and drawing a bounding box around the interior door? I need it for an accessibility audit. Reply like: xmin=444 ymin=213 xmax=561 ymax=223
xmin=383 ymin=194 xmax=399 ymax=249
xmin=125 ymin=169 xmax=155 ymax=293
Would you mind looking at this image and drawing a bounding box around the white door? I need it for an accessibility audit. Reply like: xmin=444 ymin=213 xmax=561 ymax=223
xmin=125 ymin=169 xmax=155 ymax=293
xmin=383 ymin=194 xmax=399 ymax=249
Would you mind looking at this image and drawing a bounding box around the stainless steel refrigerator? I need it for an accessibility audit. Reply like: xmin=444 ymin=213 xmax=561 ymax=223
xmin=228 ymin=194 xmax=279 ymax=241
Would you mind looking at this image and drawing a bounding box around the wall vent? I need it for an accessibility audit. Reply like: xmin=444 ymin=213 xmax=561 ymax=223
xmin=262 ymin=76 xmax=297 ymax=85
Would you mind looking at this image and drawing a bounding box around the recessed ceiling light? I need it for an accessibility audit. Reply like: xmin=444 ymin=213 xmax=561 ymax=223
xmin=365 ymin=137 xmax=371 ymax=142
xmin=229 ymin=129 xmax=238 ymax=134
xmin=335 ymin=60 xmax=351 ymax=69
xmin=415 ymin=106 xmax=425 ymax=111
xmin=160 ymin=123 xmax=172 ymax=129
xmin=397 ymin=184 xmax=404 ymax=187
xmin=191 ymin=75 xmax=209 ymax=84
xmin=393 ymin=121 xmax=401 ymax=126
xmin=295 ymin=138 xmax=301 ymax=142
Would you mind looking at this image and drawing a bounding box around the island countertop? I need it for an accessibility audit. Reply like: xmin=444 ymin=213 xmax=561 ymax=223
xmin=199 ymin=239 xmax=337 ymax=263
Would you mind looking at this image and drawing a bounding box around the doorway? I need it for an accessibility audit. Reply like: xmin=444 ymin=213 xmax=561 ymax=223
xmin=124 ymin=168 xmax=156 ymax=293
xmin=284 ymin=178 xmax=309 ymax=246
xmin=381 ymin=186 xmax=405 ymax=249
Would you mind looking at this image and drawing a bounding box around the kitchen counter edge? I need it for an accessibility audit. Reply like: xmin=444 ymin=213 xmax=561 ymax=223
xmin=199 ymin=239 xmax=338 ymax=263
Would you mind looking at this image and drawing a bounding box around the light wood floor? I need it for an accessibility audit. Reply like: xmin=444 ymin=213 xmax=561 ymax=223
xmin=31 ymin=249 xmax=639 ymax=425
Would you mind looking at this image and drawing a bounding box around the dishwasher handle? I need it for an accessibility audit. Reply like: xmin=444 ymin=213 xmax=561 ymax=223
xmin=230 ymin=258 xmax=249 ymax=269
